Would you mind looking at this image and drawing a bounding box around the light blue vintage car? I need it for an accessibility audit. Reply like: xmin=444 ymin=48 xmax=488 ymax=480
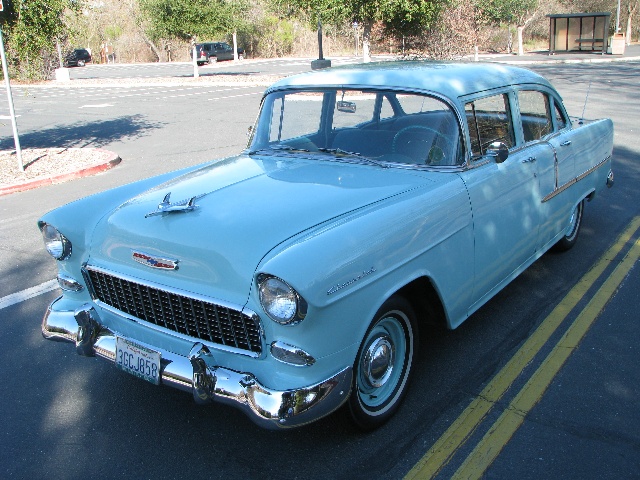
xmin=39 ymin=62 xmax=614 ymax=430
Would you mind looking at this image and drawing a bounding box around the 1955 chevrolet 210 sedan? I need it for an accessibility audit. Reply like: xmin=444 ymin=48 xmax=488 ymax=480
xmin=39 ymin=62 xmax=614 ymax=430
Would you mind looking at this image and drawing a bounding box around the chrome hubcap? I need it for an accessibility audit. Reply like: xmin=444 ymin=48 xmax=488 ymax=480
xmin=362 ymin=335 xmax=394 ymax=388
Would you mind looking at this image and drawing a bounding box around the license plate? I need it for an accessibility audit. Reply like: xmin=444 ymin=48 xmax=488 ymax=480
xmin=115 ymin=337 xmax=161 ymax=385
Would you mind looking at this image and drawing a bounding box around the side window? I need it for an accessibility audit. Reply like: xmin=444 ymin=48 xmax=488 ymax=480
xmin=465 ymin=94 xmax=515 ymax=157
xmin=379 ymin=96 xmax=395 ymax=121
xmin=398 ymin=94 xmax=450 ymax=115
xmin=554 ymin=101 xmax=568 ymax=130
xmin=518 ymin=90 xmax=552 ymax=142
xmin=268 ymin=92 xmax=323 ymax=142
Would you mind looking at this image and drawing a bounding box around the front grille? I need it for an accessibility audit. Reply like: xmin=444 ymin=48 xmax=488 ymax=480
xmin=85 ymin=268 xmax=262 ymax=354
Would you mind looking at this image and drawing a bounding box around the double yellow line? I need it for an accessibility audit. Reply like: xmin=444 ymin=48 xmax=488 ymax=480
xmin=406 ymin=216 xmax=640 ymax=479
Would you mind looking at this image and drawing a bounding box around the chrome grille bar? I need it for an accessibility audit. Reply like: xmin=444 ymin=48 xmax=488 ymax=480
xmin=84 ymin=267 xmax=262 ymax=354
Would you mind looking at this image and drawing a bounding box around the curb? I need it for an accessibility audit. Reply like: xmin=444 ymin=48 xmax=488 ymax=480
xmin=0 ymin=149 xmax=121 ymax=197
xmin=495 ymin=55 xmax=640 ymax=65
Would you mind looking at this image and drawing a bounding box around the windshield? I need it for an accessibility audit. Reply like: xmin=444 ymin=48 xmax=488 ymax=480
xmin=248 ymin=88 xmax=464 ymax=167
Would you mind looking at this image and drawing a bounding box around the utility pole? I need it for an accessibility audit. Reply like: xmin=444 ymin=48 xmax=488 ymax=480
xmin=0 ymin=18 xmax=23 ymax=171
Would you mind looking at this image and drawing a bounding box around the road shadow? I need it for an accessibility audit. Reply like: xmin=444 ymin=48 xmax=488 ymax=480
xmin=0 ymin=114 xmax=165 ymax=150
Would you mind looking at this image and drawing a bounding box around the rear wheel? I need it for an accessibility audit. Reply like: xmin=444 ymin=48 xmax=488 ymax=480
xmin=348 ymin=295 xmax=417 ymax=430
xmin=208 ymin=56 xmax=218 ymax=64
xmin=554 ymin=199 xmax=584 ymax=252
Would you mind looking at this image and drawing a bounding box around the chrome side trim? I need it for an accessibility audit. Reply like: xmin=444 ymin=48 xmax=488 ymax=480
xmin=542 ymin=155 xmax=611 ymax=203
xmin=42 ymin=299 xmax=352 ymax=429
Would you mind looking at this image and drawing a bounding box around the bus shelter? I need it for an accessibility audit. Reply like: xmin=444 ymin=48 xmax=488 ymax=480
xmin=548 ymin=13 xmax=611 ymax=54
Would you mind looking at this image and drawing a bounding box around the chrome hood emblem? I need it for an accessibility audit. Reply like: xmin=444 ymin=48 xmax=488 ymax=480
xmin=145 ymin=192 xmax=198 ymax=218
xmin=132 ymin=251 xmax=179 ymax=270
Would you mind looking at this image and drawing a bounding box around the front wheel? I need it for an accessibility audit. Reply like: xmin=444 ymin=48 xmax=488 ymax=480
xmin=348 ymin=296 xmax=417 ymax=430
xmin=554 ymin=199 xmax=584 ymax=252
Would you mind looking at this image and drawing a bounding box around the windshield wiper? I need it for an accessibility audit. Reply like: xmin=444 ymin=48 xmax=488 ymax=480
xmin=247 ymin=144 xmax=311 ymax=155
xmin=317 ymin=148 xmax=387 ymax=168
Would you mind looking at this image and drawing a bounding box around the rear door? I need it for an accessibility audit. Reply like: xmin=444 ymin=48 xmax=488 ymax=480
xmin=516 ymin=89 xmax=568 ymax=250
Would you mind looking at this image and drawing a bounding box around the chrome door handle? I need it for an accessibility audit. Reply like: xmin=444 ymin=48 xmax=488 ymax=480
xmin=560 ymin=140 xmax=572 ymax=146
xmin=522 ymin=157 xmax=536 ymax=163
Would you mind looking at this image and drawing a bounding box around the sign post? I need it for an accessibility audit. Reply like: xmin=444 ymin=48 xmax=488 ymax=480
xmin=0 ymin=0 xmax=24 ymax=170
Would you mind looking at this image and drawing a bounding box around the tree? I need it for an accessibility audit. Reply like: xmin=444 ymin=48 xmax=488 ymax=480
xmin=0 ymin=0 xmax=78 ymax=80
xmin=477 ymin=0 xmax=541 ymax=55
xmin=406 ymin=0 xmax=490 ymax=60
xmin=141 ymin=0 xmax=249 ymax=43
xmin=269 ymin=0 xmax=442 ymax=61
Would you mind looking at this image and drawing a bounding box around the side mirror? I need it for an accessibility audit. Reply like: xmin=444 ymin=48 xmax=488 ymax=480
xmin=486 ymin=142 xmax=509 ymax=163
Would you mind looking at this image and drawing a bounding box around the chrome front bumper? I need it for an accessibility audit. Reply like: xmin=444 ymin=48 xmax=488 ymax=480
xmin=42 ymin=297 xmax=352 ymax=429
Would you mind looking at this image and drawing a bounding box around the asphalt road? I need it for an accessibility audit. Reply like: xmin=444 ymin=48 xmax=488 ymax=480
xmin=0 ymin=58 xmax=638 ymax=479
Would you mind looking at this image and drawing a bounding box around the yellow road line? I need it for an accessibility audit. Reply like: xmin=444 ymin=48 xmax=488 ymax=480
xmin=405 ymin=216 xmax=640 ymax=480
xmin=453 ymin=235 xmax=640 ymax=478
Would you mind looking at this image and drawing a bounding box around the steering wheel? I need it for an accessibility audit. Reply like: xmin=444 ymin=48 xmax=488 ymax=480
xmin=392 ymin=125 xmax=448 ymax=165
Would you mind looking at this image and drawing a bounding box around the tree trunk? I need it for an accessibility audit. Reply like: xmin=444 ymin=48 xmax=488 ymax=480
xmin=139 ymin=31 xmax=163 ymax=62
xmin=627 ymin=1 xmax=638 ymax=45
xmin=362 ymin=20 xmax=373 ymax=62
xmin=517 ymin=25 xmax=524 ymax=56
xmin=516 ymin=12 xmax=537 ymax=56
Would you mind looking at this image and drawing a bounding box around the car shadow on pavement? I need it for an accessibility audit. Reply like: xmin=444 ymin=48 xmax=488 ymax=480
xmin=0 ymin=114 xmax=165 ymax=150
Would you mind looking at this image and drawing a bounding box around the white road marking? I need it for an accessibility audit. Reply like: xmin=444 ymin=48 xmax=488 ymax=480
xmin=0 ymin=280 xmax=59 ymax=310
xmin=79 ymin=103 xmax=113 ymax=108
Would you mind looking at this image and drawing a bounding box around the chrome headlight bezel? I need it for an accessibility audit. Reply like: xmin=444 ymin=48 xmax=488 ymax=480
xmin=40 ymin=223 xmax=72 ymax=260
xmin=257 ymin=274 xmax=307 ymax=325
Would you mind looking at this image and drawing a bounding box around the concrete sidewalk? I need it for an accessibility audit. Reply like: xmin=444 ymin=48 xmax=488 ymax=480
xmin=483 ymin=42 xmax=640 ymax=64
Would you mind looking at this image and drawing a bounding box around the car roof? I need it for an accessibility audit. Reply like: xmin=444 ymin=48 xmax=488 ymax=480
xmin=266 ymin=61 xmax=554 ymax=100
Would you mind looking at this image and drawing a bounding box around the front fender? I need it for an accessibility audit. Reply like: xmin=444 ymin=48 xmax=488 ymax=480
xmin=254 ymin=174 xmax=474 ymax=360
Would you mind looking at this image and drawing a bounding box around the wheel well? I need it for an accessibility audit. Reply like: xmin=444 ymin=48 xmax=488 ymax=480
xmin=396 ymin=277 xmax=447 ymax=331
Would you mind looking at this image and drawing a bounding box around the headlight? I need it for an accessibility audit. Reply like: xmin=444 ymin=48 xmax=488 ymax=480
xmin=40 ymin=223 xmax=72 ymax=260
xmin=258 ymin=275 xmax=307 ymax=325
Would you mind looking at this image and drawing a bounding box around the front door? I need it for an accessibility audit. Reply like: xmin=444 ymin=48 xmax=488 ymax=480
xmin=460 ymin=92 xmax=544 ymax=312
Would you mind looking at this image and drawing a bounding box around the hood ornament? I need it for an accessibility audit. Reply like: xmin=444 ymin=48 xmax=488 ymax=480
xmin=145 ymin=192 xmax=198 ymax=218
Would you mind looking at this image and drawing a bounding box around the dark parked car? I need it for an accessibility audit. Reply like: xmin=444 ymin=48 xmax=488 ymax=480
xmin=64 ymin=48 xmax=91 ymax=67
xmin=192 ymin=42 xmax=244 ymax=65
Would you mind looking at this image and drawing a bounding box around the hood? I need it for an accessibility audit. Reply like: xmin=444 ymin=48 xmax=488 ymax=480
xmin=89 ymin=154 xmax=433 ymax=305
